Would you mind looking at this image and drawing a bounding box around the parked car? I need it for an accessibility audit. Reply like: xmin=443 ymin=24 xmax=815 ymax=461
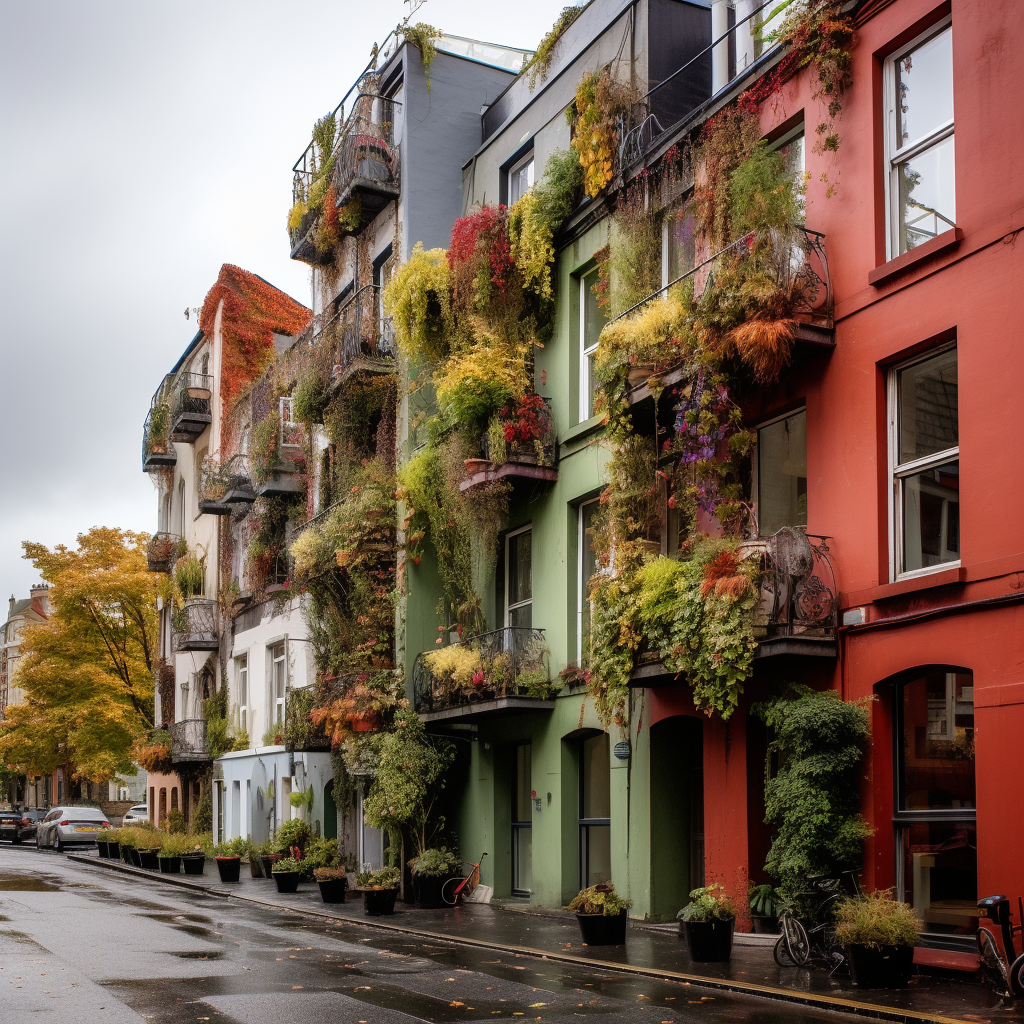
xmin=121 ymin=804 xmax=148 ymax=825
xmin=0 ymin=810 xmax=23 ymax=843
xmin=35 ymin=806 xmax=110 ymax=852
xmin=14 ymin=808 xmax=49 ymax=845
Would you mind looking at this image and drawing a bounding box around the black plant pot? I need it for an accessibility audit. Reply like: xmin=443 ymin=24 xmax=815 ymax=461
xmin=318 ymin=878 xmax=348 ymax=904
xmin=415 ymin=874 xmax=446 ymax=908
xmin=158 ymin=855 xmax=181 ymax=874
xmin=249 ymin=856 xmax=264 ymax=878
xmin=273 ymin=871 xmax=300 ymax=894
xmin=139 ymin=849 xmax=160 ymax=871
xmin=681 ymin=918 xmax=735 ymax=962
xmin=129 ymin=848 xmax=143 ymax=868
xmin=751 ymin=914 xmax=780 ymax=935
xmin=120 ymin=845 xmax=132 ymax=865
xmin=261 ymin=854 xmax=282 ymax=878
xmin=181 ymin=854 xmax=205 ymax=876
xmin=363 ymin=888 xmax=399 ymax=916
xmin=106 ymin=842 xmax=120 ymax=860
xmin=576 ymin=910 xmax=628 ymax=946
xmin=97 ymin=840 xmax=109 ymax=858
xmin=847 ymin=944 xmax=915 ymax=988
xmin=216 ymin=856 xmax=242 ymax=883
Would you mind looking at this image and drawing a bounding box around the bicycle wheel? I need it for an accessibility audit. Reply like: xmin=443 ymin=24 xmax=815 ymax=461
xmin=977 ymin=928 xmax=1011 ymax=998
xmin=440 ymin=876 xmax=463 ymax=906
xmin=1009 ymin=952 xmax=1024 ymax=999
xmin=783 ymin=914 xmax=811 ymax=966
xmin=773 ymin=935 xmax=797 ymax=967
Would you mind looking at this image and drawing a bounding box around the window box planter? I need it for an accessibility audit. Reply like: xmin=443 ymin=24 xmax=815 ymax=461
xmin=361 ymin=887 xmax=399 ymax=916
xmin=261 ymin=853 xmax=283 ymax=877
xmin=317 ymin=878 xmax=348 ymax=904
xmin=846 ymin=944 xmax=915 ymax=988
xmin=680 ymin=918 xmax=735 ymax=962
xmin=181 ymin=853 xmax=206 ymax=875
xmin=158 ymin=855 xmax=181 ymax=874
xmin=188 ymin=385 xmax=212 ymax=401
xmin=139 ymin=849 xmax=161 ymax=871
xmin=576 ymin=910 xmax=628 ymax=945
xmin=215 ymin=856 xmax=242 ymax=883
xmin=249 ymin=855 xmax=264 ymax=879
xmin=273 ymin=870 xmax=301 ymax=894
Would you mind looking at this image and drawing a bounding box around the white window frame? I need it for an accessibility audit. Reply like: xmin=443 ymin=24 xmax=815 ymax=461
xmin=507 ymin=151 xmax=535 ymax=206
xmin=271 ymin=641 xmax=287 ymax=726
xmin=504 ymin=525 xmax=533 ymax=629
xmin=579 ymin=268 xmax=601 ymax=423
xmin=887 ymin=342 xmax=960 ymax=582
xmin=280 ymin=397 xmax=300 ymax=450
xmin=577 ymin=499 xmax=600 ymax=664
xmin=235 ymin=653 xmax=249 ymax=737
xmin=883 ymin=18 xmax=955 ymax=259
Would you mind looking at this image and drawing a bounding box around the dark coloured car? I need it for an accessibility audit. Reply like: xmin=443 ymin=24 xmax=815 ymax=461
xmin=0 ymin=811 xmax=23 ymax=843
xmin=14 ymin=808 xmax=48 ymax=845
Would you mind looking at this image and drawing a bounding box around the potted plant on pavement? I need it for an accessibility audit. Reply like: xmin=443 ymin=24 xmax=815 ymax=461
xmin=271 ymin=855 xmax=303 ymax=894
xmin=214 ymin=837 xmax=246 ymax=883
xmin=181 ymin=834 xmax=208 ymax=875
xmin=302 ymin=836 xmax=339 ymax=883
xmin=244 ymin=837 xmax=264 ymax=878
xmin=158 ymin=832 xmax=191 ymax=874
xmin=749 ymin=882 xmax=781 ymax=934
xmin=357 ymin=866 xmax=401 ymax=916
xmin=99 ymin=828 xmax=118 ymax=859
xmin=259 ymin=837 xmax=283 ymax=879
xmin=569 ymin=884 xmax=631 ymax=945
xmin=314 ymin=865 xmax=349 ymax=904
xmin=409 ymin=848 xmax=461 ymax=908
xmin=834 ymin=889 xmax=919 ymax=988
xmin=678 ymin=884 xmax=736 ymax=962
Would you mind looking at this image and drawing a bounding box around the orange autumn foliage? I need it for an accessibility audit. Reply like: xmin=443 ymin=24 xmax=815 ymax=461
xmin=700 ymin=551 xmax=753 ymax=600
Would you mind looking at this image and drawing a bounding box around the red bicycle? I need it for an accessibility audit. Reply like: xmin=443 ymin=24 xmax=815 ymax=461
xmin=441 ymin=852 xmax=487 ymax=906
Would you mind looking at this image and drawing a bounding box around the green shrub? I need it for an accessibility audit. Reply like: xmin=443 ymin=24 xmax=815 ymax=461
xmin=409 ymin=847 xmax=460 ymax=878
xmin=159 ymin=832 xmax=193 ymax=857
xmin=303 ymin=836 xmax=339 ymax=873
xmin=677 ymin=884 xmax=736 ymax=923
xmin=214 ymin=836 xmax=246 ymax=858
xmin=276 ymin=818 xmax=311 ymax=856
xmin=834 ymin=890 xmax=920 ymax=949
xmin=293 ymin=363 xmax=331 ymax=425
xmin=569 ymin=884 xmax=631 ymax=917
xmin=173 ymin=553 xmax=205 ymax=599
xmin=272 ymin=856 xmax=302 ymax=873
xmin=356 ymin=866 xmax=400 ymax=889
xmin=165 ymin=809 xmax=186 ymax=834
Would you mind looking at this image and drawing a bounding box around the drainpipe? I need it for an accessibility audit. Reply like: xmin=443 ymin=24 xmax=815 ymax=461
xmin=711 ymin=0 xmax=732 ymax=94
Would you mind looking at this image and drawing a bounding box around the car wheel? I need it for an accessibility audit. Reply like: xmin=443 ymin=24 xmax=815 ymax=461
xmin=56 ymin=836 xmax=64 ymax=854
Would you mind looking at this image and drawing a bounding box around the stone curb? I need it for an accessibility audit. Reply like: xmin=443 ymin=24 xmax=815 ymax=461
xmin=67 ymin=854 xmax=969 ymax=1024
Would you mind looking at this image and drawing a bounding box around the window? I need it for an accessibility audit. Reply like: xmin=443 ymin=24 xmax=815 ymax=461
xmin=889 ymin=346 xmax=959 ymax=578
xmin=505 ymin=527 xmax=532 ymax=629
xmin=885 ymin=22 xmax=955 ymax=256
xmin=756 ymin=409 xmax=807 ymax=537
xmin=579 ymin=268 xmax=605 ymax=422
xmin=280 ymin=397 xmax=300 ymax=449
xmin=893 ymin=669 xmax=976 ymax=937
xmin=577 ymin=500 xmax=599 ymax=667
xmin=773 ymin=126 xmax=805 ymax=223
xmin=664 ymin=197 xmax=696 ymax=287
xmin=236 ymin=654 xmax=249 ymax=737
xmin=512 ymin=743 xmax=532 ymax=895
xmin=271 ymin=642 xmax=287 ymax=725
xmin=579 ymin=733 xmax=611 ymax=889
xmin=508 ymin=151 xmax=534 ymax=206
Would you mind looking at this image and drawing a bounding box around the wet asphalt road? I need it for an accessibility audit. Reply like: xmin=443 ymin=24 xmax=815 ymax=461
xmin=0 ymin=846 xmax=878 ymax=1024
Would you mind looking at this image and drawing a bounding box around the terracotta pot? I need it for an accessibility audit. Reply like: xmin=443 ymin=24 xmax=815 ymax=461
xmin=188 ymin=386 xmax=211 ymax=401
xmin=463 ymin=458 xmax=493 ymax=475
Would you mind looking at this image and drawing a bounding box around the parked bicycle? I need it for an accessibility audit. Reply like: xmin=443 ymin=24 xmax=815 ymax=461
xmin=441 ymin=852 xmax=487 ymax=906
xmin=773 ymin=869 xmax=862 ymax=973
xmin=977 ymin=894 xmax=1024 ymax=999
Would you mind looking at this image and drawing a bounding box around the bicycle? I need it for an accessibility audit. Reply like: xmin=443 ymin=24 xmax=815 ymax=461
xmin=441 ymin=852 xmax=487 ymax=906
xmin=773 ymin=870 xmax=862 ymax=973
xmin=977 ymin=894 xmax=1024 ymax=999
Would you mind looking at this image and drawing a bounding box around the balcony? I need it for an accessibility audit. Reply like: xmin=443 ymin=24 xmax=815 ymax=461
xmin=197 ymin=457 xmax=233 ymax=516
xmin=170 ymin=718 xmax=209 ymax=763
xmin=320 ymin=284 xmax=396 ymax=386
xmin=460 ymin=396 xmax=558 ymax=494
xmin=254 ymin=450 xmax=304 ymax=499
xmin=142 ymin=376 xmax=176 ymax=472
xmin=169 ymin=372 xmax=213 ymax=443
xmin=290 ymin=94 xmax=401 ymax=265
xmin=222 ymin=454 xmax=256 ymax=505
xmin=171 ymin=599 xmax=220 ymax=652
xmin=413 ymin=627 xmax=557 ymax=724
xmin=146 ymin=532 xmax=182 ymax=574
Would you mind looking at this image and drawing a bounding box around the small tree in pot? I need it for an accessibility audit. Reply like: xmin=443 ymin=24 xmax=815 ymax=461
xmin=409 ymin=848 xmax=461 ymax=908
xmin=834 ymin=890 xmax=919 ymax=988
xmin=357 ymin=866 xmax=401 ymax=916
xmin=569 ymin=884 xmax=631 ymax=945
xmin=678 ymin=884 xmax=736 ymax=962
xmin=158 ymin=832 xmax=191 ymax=874
xmin=749 ymin=882 xmax=781 ymax=934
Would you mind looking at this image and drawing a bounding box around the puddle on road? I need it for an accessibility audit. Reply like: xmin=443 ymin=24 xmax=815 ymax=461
xmin=0 ymin=872 xmax=60 ymax=891
xmin=171 ymin=950 xmax=225 ymax=961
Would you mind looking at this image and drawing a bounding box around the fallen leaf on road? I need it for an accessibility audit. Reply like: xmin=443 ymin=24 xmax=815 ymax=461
xmin=291 ymin=986 xmax=303 ymax=990
xmin=528 ymin=1003 xmax=547 ymax=1008
xmin=450 ymin=1001 xmax=464 ymax=1007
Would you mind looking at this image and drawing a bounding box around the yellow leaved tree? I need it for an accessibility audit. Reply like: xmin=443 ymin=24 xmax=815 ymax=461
xmin=0 ymin=528 xmax=162 ymax=789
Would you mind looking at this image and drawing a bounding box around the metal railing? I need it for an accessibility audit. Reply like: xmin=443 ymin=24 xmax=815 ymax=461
xmin=171 ymin=600 xmax=220 ymax=652
xmin=480 ymin=395 xmax=556 ymax=468
xmin=170 ymin=718 xmax=208 ymax=762
xmin=170 ymin=372 xmax=213 ymax=432
xmin=146 ymin=533 xmax=182 ymax=574
xmin=222 ymin=453 xmax=256 ymax=502
xmin=312 ymin=284 xmax=396 ymax=377
xmin=746 ymin=528 xmax=837 ymax=641
xmin=198 ymin=456 xmax=230 ymax=506
xmin=413 ymin=627 xmax=550 ymax=714
xmin=142 ymin=374 xmax=177 ymax=470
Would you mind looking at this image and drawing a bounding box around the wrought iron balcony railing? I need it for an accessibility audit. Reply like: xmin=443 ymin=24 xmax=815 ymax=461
xmin=169 ymin=372 xmax=213 ymax=443
xmin=462 ymin=396 xmax=558 ymax=493
xmin=197 ymin=457 xmax=233 ymax=515
xmin=310 ymin=284 xmax=396 ymax=384
xmin=146 ymin=532 xmax=182 ymax=574
xmin=142 ymin=375 xmax=177 ymax=472
xmin=413 ymin=627 xmax=552 ymax=716
xmin=222 ymin=454 xmax=256 ymax=504
xmin=170 ymin=718 xmax=209 ymax=762
xmin=171 ymin=599 xmax=220 ymax=652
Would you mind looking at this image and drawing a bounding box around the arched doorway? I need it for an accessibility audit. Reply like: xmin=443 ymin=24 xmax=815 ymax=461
xmin=649 ymin=716 xmax=704 ymax=922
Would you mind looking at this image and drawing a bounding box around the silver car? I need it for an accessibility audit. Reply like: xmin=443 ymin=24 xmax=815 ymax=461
xmin=121 ymin=804 xmax=148 ymax=825
xmin=35 ymin=806 xmax=110 ymax=852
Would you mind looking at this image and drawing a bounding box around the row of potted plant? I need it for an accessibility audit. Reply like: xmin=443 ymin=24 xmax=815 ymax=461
xmin=100 ymin=826 xmax=208 ymax=875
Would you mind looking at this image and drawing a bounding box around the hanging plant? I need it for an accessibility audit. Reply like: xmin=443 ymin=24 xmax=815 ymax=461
xmin=401 ymin=23 xmax=443 ymax=87
xmin=569 ymin=68 xmax=636 ymax=198
xmin=520 ymin=3 xmax=592 ymax=90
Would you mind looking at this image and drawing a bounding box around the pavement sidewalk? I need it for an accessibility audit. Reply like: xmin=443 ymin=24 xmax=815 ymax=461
xmin=68 ymin=851 xmax=1014 ymax=1024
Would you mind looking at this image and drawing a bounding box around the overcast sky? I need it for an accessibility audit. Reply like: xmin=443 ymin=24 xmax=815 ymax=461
xmin=0 ymin=0 xmax=557 ymax=599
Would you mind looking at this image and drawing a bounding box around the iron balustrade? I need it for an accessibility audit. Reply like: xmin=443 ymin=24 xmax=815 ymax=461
xmin=142 ymin=374 xmax=177 ymax=470
xmin=171 ymin=600 xmax=220 ymax=652
xmin=198 ymin=457 xmax=231 ymax=507
xmin=170 ymin=372 xmax=214 ymax=440
xmin=413 ymin=627 xmax=550 ymax=714
xmin=170 ymin=718 xmax=209 ymax=762
xmin=146 ymin=533 xmax=182 ymax=574
xmin=222 ymin=454 xmax=256 ymax=503
xmin=313 ymin=284 xmax=396 ymax=377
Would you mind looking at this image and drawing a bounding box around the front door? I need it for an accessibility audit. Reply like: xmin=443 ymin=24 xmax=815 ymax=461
xmin=512 ymin=743 xmax=532 ymax=895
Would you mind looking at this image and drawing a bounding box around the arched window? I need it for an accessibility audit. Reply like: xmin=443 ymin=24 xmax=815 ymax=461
xmin=892 ymin=668 xmax=976 ymax=938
